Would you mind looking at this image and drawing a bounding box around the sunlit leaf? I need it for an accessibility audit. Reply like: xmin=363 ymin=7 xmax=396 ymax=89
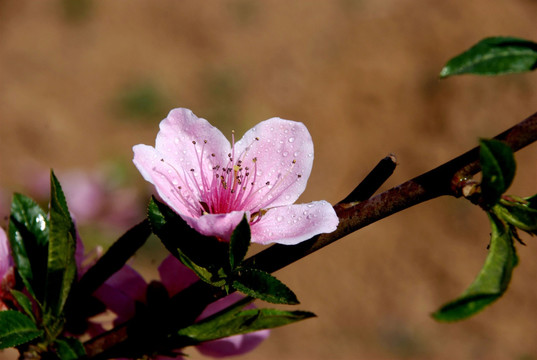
xmin=8 ymin=193 xmax=49 ymax=302
xmin=0 ymin=311 xmax=43 ymax=349
xmin=440 ymin=36 xmax=537 ymax=77
xmin=432 ymin=213 xmax=517 ymax=322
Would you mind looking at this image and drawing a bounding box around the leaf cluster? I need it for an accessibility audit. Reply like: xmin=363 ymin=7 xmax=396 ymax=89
xmin=433 ymin=139 xmax=537 ymax=321
xmin=1 ymin=172 xmax=84 ymax=358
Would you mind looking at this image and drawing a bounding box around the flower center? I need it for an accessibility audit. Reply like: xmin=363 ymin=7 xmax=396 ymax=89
xmin=160 ymin=131 xmax=301 ymax=220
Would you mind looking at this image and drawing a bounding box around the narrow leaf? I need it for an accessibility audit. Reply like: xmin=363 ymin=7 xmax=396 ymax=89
xmin=229 ymin=216 xmax=251 ymax=270
xmin=233 ymin=268 xmax=299 ymax=305
xmin=44 ymin=171 xmax=77 ymax=318
xmin=440 ymin=36 xmax=537 ymax=77
xmin=8 ymin=193 xmax=49 ymax=302
xmin=0 ymin=310 xmax=43 ymax=349
xmin=432 ymin=213 xmax=517 ymax=322
xmin=479 ymin=139 xmax=516 ymax=207
xmin=148 ymin=197 xmax=229 ymax=286
xmin=176 ymin=307 xmax=314 ymax=346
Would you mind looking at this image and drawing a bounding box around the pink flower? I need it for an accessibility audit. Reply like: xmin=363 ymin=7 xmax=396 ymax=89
xmin=0 ymin=227 xmax=15 ymax=311
xmin=133 ymin=108 xmax=338 ymax=245
xmin=96 ymin=255 xmax=269 ymax=359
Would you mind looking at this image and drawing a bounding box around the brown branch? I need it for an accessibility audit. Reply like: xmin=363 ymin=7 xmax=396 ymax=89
xmin=84 ymin=111 xmax=537 ymax=359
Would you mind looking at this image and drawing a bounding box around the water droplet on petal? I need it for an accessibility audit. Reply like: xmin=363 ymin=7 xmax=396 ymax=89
xmin=308 ymin=153 xmax=313 ymax=157
xmin=307 ymin=204 xmax=314 ymax=208
xmin=294 ymin=152 xmax=298 ymax=157
xmin=288 ymin=137 xmax=295 ymax=143
xmin=283 ymin=151 xmax=288 ymax=157
xmin=277 ymin=216 xmax=283 ymax=222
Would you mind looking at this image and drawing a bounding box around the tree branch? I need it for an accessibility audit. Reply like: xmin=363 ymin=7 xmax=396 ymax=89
xmin=84 ymin=111 xmax=537 ymax=359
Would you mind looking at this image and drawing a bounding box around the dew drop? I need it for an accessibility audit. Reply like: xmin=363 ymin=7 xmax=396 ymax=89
xmin=288 ymin=137 xmax=295 ymax=143
xmin=270 ymin=127 xmax=274 ymax=131
xmin=303 ymin=211 xmax=308 ymax=215
xmin=307 ymin=204 xmax=314 ymax=208
xmin=277 ymin=216 xmax=283 ymax=222
xmin=283 ymin=151 xmax=288 ymax=157
xmin=36 ymin=214 xmax=46 ymax=231
xmin=293 ymin=152 xmax=298 ymax=157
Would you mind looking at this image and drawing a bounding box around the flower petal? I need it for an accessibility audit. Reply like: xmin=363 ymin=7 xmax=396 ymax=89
xmin=196 ymin=330 xmax=270 ymax=358
xmin=158 ymin=255 xmax=199 ymax=297
xmin=0 ymin=227 xmax=13 ymax=280
xmin=133 ymin=108 xmax=231 ymax=218
xmin=185 ymin=210 xmax=248 ymax=241
xmin=133 ymin=144 xmax=193 ymax=216
xmin=251 ymin=201 xmax=339 ymax=245
xmin=93 ymin=265 xmax=147 ymax=324
xmin=234 ymin=118 xmax=313 ymax=210
xmin=196 ymin=293 xmax=270 ymax=358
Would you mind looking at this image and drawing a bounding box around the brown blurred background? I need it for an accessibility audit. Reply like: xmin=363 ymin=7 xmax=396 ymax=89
xmin=2 ymin=1 xmax=537 ymax=359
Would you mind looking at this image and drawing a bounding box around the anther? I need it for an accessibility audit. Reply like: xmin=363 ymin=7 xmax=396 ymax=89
xmin=192 ymin=141 xmax=196 ymax=145
xmin=204 ymin=140 xmax=207 ymax=144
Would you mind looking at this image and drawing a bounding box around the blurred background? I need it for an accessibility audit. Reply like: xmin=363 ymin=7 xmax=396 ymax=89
xmin=2 ymin=1 xmax=537 ymax=359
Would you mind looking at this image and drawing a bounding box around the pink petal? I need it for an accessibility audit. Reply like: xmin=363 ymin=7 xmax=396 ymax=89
xmin=196 ymin=293 xmax=270 ymax=357
xmin=93 ymin=265 xmax=147 ymax=324
xmin=185 ymin=210 xmax=248 ymax=241
xmin=234 ymin=118 xmax=314 ymax=210
xmin=158 ymin=255 xmax=199 ymax=297
xmin=0 ymin=227 xmax=13 ymax=280
xmin=133 ymin=109 xmax=232 ymax=217
xmin=156 ymin=108 xmax=230 ymax=171
xmin=251 ymin=201 xmax=339 ymax=245
xmin=133 ymin=144 xmax=194 ymax=216
xmin=196 ymin=330 xmax=270 ymax=358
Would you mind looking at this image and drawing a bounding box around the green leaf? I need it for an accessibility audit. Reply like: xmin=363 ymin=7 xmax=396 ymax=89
xmin=10 ymin=290 xmax=36 ymax=323
xmin=479 ymin=139 xmax=516 ymax=207
xmin=232 ymin=268 xmax=299 ymax=305
xmin=54 ymin=337 xmax=86 ymax=360
xmin=229 ymin=216 xmax=251 ymax=270
xmin=8 ymin=193 xmax=49 ymax=302
xmin=0 ymin=310 xmax=43 ymax=349
xmin=175 ymin=306 xmax=314 ymax=346
xmin=432 ymin=213 xmax=517 ymax=322
xmin=148 ymin=197 xmax=229 ymax=286
xmin=440 ymin=36 xmax=537 ymax=78
xmin=494 ymin=199 xmax=537 ymax=234
xmin=44 ymin=171 xmax=77 ymax=319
